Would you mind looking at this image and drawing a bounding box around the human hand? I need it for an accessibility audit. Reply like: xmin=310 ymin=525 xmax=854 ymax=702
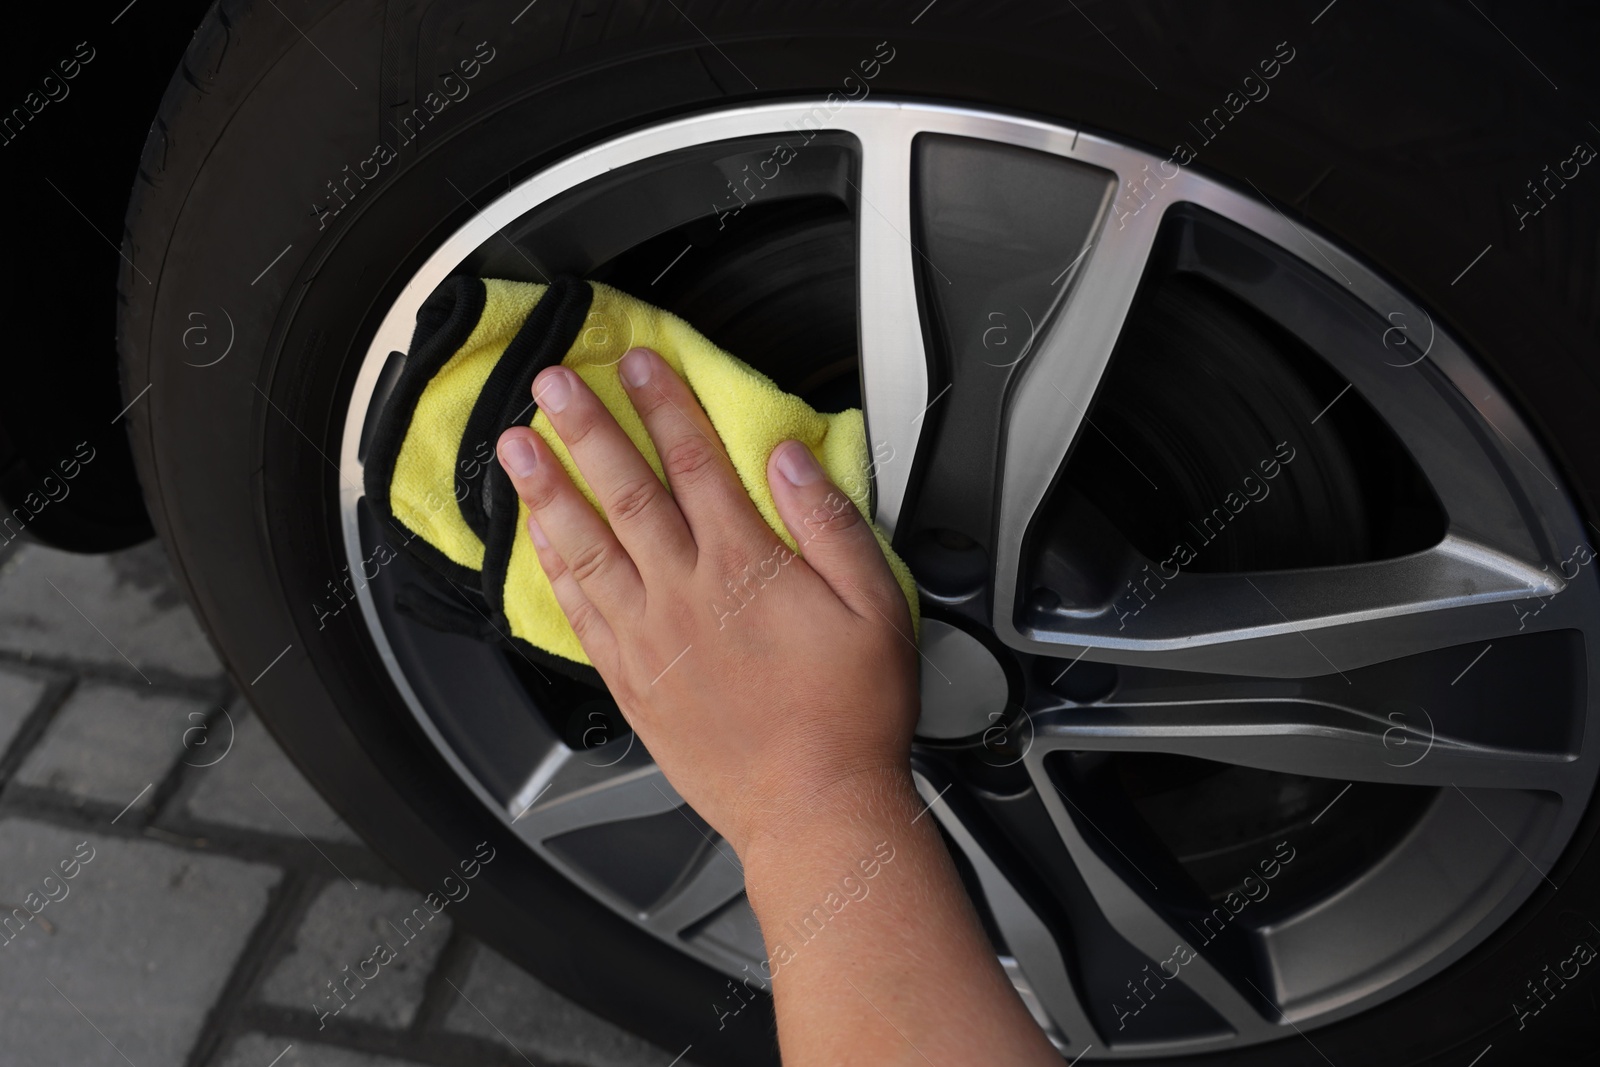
xmin=494 ymin=346 xmax=921 ymax=859
xmin=497 ymin=346 xmax=1059 ymax=1067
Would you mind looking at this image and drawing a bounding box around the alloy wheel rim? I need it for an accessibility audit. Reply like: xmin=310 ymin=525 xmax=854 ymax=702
xmin=337 ymin=100 xmax=1599 ymax=1057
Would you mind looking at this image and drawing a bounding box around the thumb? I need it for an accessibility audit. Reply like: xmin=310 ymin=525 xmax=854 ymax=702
xmin=767 ymin=440 xmax=907 ymax=629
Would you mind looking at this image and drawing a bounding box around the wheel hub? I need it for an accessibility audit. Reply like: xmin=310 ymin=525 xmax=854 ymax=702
xmin=915 ymin=618 xmax=1011 ymax=741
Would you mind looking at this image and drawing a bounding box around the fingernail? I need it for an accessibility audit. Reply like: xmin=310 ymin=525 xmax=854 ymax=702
xmin=499 ymin=436 xmax=538 ymax=478
xmin=526 ymin=515 xmax=549 ymax=548
xmin=536 ymin=368 xmax=572 ymax=413
xmin=775 ymin=441 xmax=822 ymax=486
xmin=620 ymin=348 xmax=652 ymax=388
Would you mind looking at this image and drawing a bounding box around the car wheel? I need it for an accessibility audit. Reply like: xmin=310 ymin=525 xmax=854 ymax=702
xmin=119 ymin=2 xmax=1600 ymax=1063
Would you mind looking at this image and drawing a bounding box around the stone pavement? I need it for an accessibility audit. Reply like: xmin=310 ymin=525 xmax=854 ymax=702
xmin=0 ymin=536 xmax=683 ymax=1067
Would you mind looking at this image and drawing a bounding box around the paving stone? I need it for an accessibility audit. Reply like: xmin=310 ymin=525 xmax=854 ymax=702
xmin=0 ymin=540 xmax=221 ymax=679
xmin=216 ymin=1033 xmax=429 ymax=1067
xmin=16 ymin=680 xmax=209 ymax=811
xmin=0 ymin=818 xmax=280 ymax=1067
xmin=185 ymin=704 xmax=362 ymax=844
xmin=445 ymin=945 xmax=681 ymax=1067
xmin=0 ymin=665 xmax=48 ymax=755
xmin=260 ymin=880 xmax=453 ymax=1029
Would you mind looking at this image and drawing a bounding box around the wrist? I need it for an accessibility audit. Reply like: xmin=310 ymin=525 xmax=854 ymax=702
xmin=737 ymin=762 xmax=923 ymax=904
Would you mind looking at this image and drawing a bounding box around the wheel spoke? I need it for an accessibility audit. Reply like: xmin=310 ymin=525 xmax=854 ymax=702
xmin=510 ymin=742 xmax=753 ymax=948
xmin=641 ymin=844 xmax=746 ymax=936
xmin=509 ymin=741 xmax=683 ymax=842
xmin=853 ymin=117 xmax=1120 ymax=556
xmin=1030 ymin=703 xmax=1574 ymax=793
xmin=1028 ymin=622 xmax=1584 ymax=792
xmin=852 ymin=110 xmax=927 ymax=539
xmin=987 ymin=180 xmax=1167 ymax=629
xmin=912 ymin=770 xmax=1096 ymax=1051
xmin=1013 ymin=532 xmax=1570 ymax=676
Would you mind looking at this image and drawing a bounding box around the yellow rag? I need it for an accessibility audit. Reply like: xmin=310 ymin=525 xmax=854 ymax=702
xmin=389 ymin=278 xmax=549 ymax=571
xmin=379 ymin=277 xmax=919 ymax=667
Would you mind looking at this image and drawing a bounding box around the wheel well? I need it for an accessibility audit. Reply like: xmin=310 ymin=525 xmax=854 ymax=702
xmin=4 ymin=0 xmax=213 ymax=552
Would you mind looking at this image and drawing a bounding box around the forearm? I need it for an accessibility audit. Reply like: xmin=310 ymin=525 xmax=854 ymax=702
xmin=740 ymin=770 xmax=1061 ymax=1066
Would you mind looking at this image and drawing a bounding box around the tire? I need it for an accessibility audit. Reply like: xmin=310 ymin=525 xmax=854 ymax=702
xmin=117 ymin=2 xmax=1600 ymax=1064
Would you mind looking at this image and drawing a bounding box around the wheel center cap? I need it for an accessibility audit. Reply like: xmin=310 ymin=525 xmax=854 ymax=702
xmin=915 ymin=619 xmax=1011 ymax=740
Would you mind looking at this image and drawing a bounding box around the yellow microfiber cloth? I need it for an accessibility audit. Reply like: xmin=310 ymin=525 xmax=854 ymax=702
xmin=364 ymin=275 xmax=919 ymax=671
